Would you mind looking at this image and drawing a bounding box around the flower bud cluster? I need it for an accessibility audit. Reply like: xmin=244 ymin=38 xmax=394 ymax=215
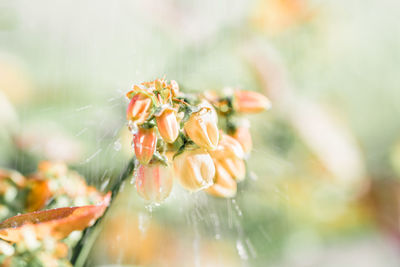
xmin=126 ymin=78 xmax=270 ymax=202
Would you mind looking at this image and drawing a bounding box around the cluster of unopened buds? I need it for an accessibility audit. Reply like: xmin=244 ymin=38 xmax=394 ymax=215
xmin=126 ymin=78 xmax=271 ymax=203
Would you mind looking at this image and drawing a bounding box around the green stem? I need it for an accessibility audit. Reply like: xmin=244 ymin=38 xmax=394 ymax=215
xmin=71 ymin=157 xmax=136 ymax=267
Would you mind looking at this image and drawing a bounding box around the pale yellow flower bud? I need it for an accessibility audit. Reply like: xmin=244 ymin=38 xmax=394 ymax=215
xmin=184 ymin=108 xmax=219 ymax=151
xmin=156 ymin=108 xmax=179 ymax=143
xmin=136 ymin=164 xmax=173 ymax=203
xmin=210 ymin=133 xmax=245 ymax=160
xmin=218 ymin=157 xmax=246 ymax=182
xmin=206 ymin=162 xmax=237 ymax=198
xmin=234 ymin=90 xmax=271 ymax=113
xmin=133 ymin=127 xmax=157 ymax=165
xmin=173 ymin=149 xmax=215 ymax=191
xmin=209 ymin=133 xmax=246 ymax=181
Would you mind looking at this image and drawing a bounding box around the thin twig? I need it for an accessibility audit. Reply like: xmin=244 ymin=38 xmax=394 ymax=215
xmin=71 ymin=157 xmax=136 ymax=266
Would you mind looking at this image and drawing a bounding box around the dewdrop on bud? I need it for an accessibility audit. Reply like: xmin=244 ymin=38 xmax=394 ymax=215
xmin=206 ymin=162 xmax=237 ymax=198
xmin=136 ymin=164 xmax=173 ymax=203
xmin=126 ymin=92 xmax=153 ymax=125
xmin=133 ymin=127 xmax=157 ymax=165
xmin=233 ymin=90 xmax=271 ymax=113
xmin=184 ymin=108 xmax=219 ymax=151
xmin=173 ymin=148 xmax=215 ymax=192
xmin=156 ymin=108 xmax=179 ymax=143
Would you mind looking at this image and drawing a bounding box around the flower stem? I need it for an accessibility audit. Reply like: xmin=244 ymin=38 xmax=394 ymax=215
xmin=71 ymin=157 xmax=136 ymax=266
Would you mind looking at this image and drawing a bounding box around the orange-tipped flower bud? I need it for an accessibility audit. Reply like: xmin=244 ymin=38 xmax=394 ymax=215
xmin=136 ymin=164 xmax=174 ymax=203
xmin=173 ymin=148 xmax=215 ymax=191
xmin=184 ymin=108 xmax=219 ymax=151
xmin=234 ymin=90 xmax=271 ymax=113
xmin=206 ymin=162 xmax=237 ymax=198
xmin=133 ymin=127 xmax=157 ymax=165
xmin=232 ymin=125 xmax=253 ymax=155
xmin=156 ymin=108 xmax=179 ymax=143
xmin=126 ymin=93 xmax=153 ymax=125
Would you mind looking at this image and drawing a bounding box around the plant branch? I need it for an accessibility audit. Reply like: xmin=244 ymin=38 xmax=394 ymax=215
xmin=71 ymin=157 xmax=136 ymax=266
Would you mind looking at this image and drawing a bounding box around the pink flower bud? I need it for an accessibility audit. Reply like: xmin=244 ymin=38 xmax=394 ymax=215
xmin=184 ymin=108 xmax=219 ymax=151
xmin=206 ymin=162 xmax=237 ymax=198
xmin=126 ymin=93 xmax=152 ymax=125
xmin=136 ymin=164 xmax=174 ymax=203
xmin=133 ymin=127 xmax=157 ymax=165
xmin=234 ymin=90 xmax=271 ymax=113
xmin=173 ymin=149 xmax=215 ymax=192
xmin=156 ymin=108 xmax=179 ymax=143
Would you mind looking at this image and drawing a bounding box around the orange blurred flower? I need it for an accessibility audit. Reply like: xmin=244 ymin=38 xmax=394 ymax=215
xmin=0 ymin=169 xmax=26 ymax=191
xmin=38 ymin=161 xmax=68 ymax=177
xmin=26 ymin=180 xmax=52 ymax=212
xmin=251 ymin=0 xmax=313 ymax=35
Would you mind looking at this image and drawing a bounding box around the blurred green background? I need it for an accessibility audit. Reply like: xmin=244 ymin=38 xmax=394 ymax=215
xmin=1 ymin=0 xmax=400 ymax=266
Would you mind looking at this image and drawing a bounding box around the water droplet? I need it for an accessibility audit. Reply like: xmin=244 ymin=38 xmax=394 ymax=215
xmin=131 ymin=171 xmax=138 ymax=184
xmin=138 ymin=212 xmax=151 ymax=236
xmin=100 ymin=179 xmax=110 ymax=191
xmin=119 ymin=181 xmax=126 ymax=192
xmin=249 ymin=171 xmax=258 ymax=181
xmin=232 ymin=199 xmax=243 ymax=217
xmin=236 ymin=240 xmax=249 ymax=261
xmin=113 ymin=139 xmax=122 ymax=151
xmin=245 ymin=238 xmax=257 ymax=258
